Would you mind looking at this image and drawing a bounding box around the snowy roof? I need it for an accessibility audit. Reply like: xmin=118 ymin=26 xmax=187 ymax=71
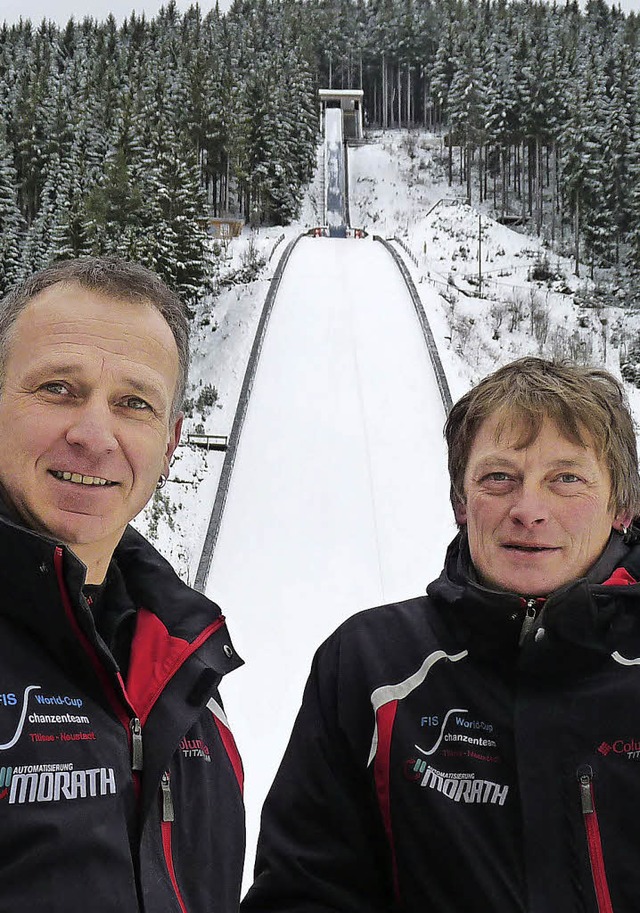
xmin=318 ymin=88 xmax=364 ymax=99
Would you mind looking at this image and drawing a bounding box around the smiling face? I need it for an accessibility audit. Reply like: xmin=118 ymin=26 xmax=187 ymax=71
xmin=0 ymin=282 xmax=182 ymax=582
xmin=457 ymin=412 xmax=631 ymax=596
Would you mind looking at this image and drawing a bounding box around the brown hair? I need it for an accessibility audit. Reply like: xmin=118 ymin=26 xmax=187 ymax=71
xmin=0 ymin=257 xmax=190 ymax=422
xmin=445 ymin=356 xmax=640 ymax=518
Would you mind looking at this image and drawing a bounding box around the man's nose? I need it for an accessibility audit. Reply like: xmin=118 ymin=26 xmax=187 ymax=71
xmin=65 ymin=400 xmax=118 ymax=452
xmin=508 ymin=483 xmax=549 ymax=527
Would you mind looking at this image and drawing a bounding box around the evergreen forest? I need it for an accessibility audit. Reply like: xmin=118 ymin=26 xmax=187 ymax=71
xmin=0 ymin=0 xmax=639 ymax=301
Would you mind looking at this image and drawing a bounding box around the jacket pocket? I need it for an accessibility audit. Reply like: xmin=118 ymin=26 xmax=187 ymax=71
xmin=577 ymin=765 xmax=614 ymax=913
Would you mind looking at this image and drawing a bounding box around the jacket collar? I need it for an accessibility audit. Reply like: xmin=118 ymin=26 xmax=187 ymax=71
xmin=0 ymin=508 xmax=242 ymax=676
xmin=429 ymin=529 xmax=635 ymax=604
xmin=427 ymin=530 xmax=640 ymax=669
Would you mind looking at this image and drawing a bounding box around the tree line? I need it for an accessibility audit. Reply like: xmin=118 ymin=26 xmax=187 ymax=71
xmin=305 ymin=0 xmax=640 ymax=278
xmin=1 ymin=0 xmax=639 ymax=300
xmin=0 ymin=0 xmax=318 ymax=300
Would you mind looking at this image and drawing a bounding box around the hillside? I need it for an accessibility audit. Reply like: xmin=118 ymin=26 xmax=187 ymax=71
xmin=133 ymin=128 xmax=640 ymax=576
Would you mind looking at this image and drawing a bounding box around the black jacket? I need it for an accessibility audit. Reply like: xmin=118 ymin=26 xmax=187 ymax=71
xmin=242 ymin=532 xmax=640 ymax=913
xmin=0 ymin=512 xmax=244 ymax=913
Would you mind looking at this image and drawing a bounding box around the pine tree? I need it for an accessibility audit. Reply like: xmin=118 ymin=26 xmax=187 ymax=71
xmin=0 ymin=120 xmax=25 ymax=293
xmin=625 ymin=121 xmax=640 ymax=271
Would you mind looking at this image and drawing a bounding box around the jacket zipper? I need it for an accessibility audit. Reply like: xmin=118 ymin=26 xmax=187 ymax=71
xmin=130 ymin=717 xmax=143 ymax=771
xmin=518 ymin=599 xmax=538 ymax=645
xmin=54 ymin=549 xmax=143 ymax=783
xmin=160 ymin=771 xmax=189 ymax=913
xmin=577 ymin=766 xmax=614 ymax=913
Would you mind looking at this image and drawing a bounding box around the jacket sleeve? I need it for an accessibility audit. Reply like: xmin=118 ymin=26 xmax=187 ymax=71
xmin=241 ymin=634 xmax=396 ymax=913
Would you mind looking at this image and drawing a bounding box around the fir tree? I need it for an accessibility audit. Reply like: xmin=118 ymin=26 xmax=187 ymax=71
xmin=0 ymin=120 xmax=25 ymax=292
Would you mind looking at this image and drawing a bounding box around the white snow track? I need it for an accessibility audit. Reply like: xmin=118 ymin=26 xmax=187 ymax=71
xmin=205 ymin=236 xmax=457 ymax=883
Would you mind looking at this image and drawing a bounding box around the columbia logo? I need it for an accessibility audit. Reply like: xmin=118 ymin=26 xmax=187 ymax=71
xmin=598 ymin=742 xmax=613 ymax=756
xmin=179 ymin=736 xmax=211 ymax=762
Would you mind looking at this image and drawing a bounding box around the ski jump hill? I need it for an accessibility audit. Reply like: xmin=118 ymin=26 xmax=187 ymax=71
xmin=196 ymin=108 xmax=458 ymax=881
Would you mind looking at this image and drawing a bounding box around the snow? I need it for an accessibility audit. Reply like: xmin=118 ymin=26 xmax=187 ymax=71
xmin=132 ymin=128 xmax=640 ymax=888
xmin=207 ymin=237 xmax=456 ymax=872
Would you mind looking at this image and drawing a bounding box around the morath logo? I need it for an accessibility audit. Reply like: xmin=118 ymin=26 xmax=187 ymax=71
xmin=404 ymin=759 xmax=509 ymax=806
xmin=0 ymin=763 xmax=116 ymax=804
xmin=0 ymin=765 xmax=13 ymax=801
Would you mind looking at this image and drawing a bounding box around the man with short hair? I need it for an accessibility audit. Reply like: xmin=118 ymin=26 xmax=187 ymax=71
xmin=242 ymin=357 xmax=640 ymax=913
xmin=0 ymin=258 xmax=244 ymax=912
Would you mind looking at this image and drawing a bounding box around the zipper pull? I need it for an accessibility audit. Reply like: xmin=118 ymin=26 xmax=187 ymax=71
xmin=577 ymin=765 xmax=594 ymax=814
xmin=130 ymin=717 xmax=143 ymax=771
xmin=518 ymin=599 xmax=538 ymax=645
xmin=161 ymin=771 xmax=175 ymax=822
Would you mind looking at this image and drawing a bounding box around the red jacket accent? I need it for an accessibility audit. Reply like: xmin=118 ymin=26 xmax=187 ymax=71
xmin=602 ymin=567 xmax=637 ymax=587
xmin=127 ymin=609 xmax=225 ymax=724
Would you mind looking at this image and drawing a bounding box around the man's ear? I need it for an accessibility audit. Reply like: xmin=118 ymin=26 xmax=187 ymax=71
xmin=613 ymin=510 xmax=633 ymax=532
xmin=454 ymin=499 xmax=467 ymax=525
xmin=164 ymin=413 xmax=183 ymax=475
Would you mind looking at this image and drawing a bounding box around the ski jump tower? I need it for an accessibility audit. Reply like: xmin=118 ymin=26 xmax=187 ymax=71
xmin=318 ymin=89 xmax=364 ymax=235
xmin=318 ymin=89 xmax=364 ymax=141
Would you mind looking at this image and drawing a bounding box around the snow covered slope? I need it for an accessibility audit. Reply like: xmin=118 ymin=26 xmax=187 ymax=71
xmin=207 ymin=236 xmax=456 ymax=880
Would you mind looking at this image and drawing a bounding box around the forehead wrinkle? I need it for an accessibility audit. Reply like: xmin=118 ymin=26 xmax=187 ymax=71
xmin=30 ymin=321 xmax=176 ymax=363
xmin=18 ymin=294 xmax=177 ymax=357
xmin=473 ymin=454 xmax=596 ymax=475
xmin=24 ymin=345 xmax=170 ymax=381
xmin=19 ymin=319 xmax=176 ymax=367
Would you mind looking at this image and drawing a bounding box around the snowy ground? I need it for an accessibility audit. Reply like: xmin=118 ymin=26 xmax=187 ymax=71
xmin=348 ymin=131 xmax=640 ymax=407
xmin=208 ymin=236 xmax=456 ymax=873
xmin=132 ymin=128 xmax=640 ymax=885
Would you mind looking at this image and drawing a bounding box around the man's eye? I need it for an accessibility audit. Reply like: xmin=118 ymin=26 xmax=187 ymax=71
xmin=41 ymin=382 xmax=69 ymax=395
xmin=484 ymin=472 xmax=511 ymax=483
xmin=122 ymin=396 xmax=151 ymax=411
xmin=557 ymin=473 xmax=580 ymax=483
